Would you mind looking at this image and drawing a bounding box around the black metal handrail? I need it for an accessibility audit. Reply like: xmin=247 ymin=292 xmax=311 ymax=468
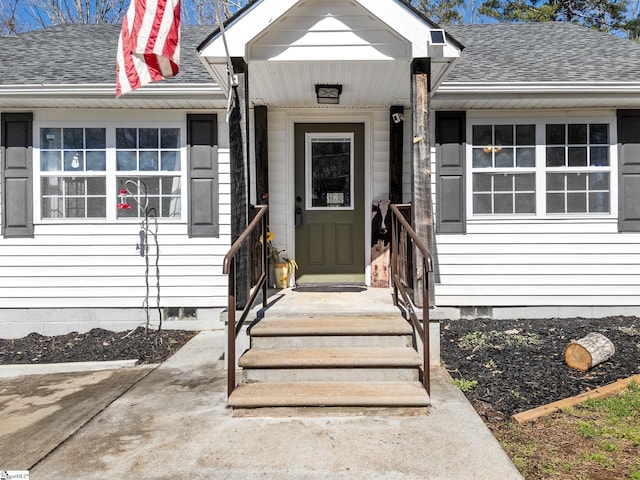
xmin=390 ymin=203 xmax=434 ymax=395
xmin=222 ymin=204 xmax=269 ymax=398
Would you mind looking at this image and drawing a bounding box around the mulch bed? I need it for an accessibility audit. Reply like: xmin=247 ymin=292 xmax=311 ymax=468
xmin=0 ymin=328 xmax=196 ymax=365
xmin=2 ymin=317 xmax=639 ymax=423
xmin=440 ymin=316 xmax=640 ymax=419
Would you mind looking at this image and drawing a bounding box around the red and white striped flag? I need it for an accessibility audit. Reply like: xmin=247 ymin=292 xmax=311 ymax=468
xmin=116 ymin=0 xmax=181 ymax=97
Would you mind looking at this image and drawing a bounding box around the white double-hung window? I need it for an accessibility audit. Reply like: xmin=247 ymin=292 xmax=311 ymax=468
xmin=37 ymin=124 xmax=184 ymax=221
xmin=40 ymin=127 xmax=107 ymax=219
xmin=115 ymin=127 xmax=182 ymax=219
xmin=545 ymin=123 xmax=610 ymax=214
xmin=469 ymin=117 xmax=615 ymax=218
xmin=471 ymin=124 xmax=536 ymax=215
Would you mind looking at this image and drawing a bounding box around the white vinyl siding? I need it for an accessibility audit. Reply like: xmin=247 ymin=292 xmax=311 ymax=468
xmin=0 ymin=109 xmax=230 ymax=311
xmin=435 ymin=220 xmax=640 ymax=306
xmin=247 ymin=1 xmax=409 ymax=62
xmin=0 ymin=223 xmax=230 ymax=308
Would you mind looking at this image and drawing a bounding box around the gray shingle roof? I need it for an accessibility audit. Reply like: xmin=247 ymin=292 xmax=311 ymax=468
xmin=444 ymin=22 xmax=640 ymax=83
xmin=3 ymin=21 xmax=640 ymax=86
xmin=0 ymin=23 xmax=215 ymax=85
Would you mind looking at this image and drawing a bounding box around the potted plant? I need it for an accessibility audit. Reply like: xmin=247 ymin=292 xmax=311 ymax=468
xmin=261 ymin=230 xmax=298 ymax=288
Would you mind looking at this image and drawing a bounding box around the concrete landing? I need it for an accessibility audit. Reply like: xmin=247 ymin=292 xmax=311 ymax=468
xmin=11 ymin=330 xmax=524 ymax=479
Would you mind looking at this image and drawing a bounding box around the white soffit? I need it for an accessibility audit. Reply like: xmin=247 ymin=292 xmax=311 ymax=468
xmin=248 ymin=60 xmax=412 ymax=108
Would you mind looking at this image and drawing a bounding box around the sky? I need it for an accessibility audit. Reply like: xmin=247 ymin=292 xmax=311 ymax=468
xmin=5 ymin=0 xmax=639 ymax=38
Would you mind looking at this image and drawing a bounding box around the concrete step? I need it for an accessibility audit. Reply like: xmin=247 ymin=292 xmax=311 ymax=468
xmin=243 ymin=366 xmax=419 ymax=383
xmin=251 ymin=334 xmax=411 ymax=348
xmin=248 ymin=316 xmax=413 ymax=337
xmin=238 ymin=347 xmax=422 ymax=369
xmin=232 ymin=313 xmax=428 ymax=410
xmin=228 ymin=381 xmax=430 ymax=408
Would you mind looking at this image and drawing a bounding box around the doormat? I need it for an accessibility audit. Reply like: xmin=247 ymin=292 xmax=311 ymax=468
xmin=293 ymin=285 xmax=367 ymax=293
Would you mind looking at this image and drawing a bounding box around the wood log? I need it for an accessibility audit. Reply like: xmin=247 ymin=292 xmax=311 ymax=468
xmin=564 ymin=332 xmax=615 ymax=371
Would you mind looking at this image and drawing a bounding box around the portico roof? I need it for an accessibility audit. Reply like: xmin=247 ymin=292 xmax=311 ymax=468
xmin=197 ymin=0 xmax=463 ymax=108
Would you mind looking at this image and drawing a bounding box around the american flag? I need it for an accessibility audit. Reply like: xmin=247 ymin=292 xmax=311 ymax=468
xmin=116 ymin=0 xmax=181 ymax=97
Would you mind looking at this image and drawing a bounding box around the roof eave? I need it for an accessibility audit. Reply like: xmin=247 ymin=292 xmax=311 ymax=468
xmin=0 ymin=83 xmax=224 ymax=98
xmin=0 ymin=83 xmax=227 ymax=109
xmin=438 ymin=81 xmax=640 ymax=94
xmin=433 ymin=81 xmax=640 ymax=110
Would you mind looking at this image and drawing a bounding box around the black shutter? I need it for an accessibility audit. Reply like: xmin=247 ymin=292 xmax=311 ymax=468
xmin=617 ymin=110 xmax=640 ymax=232
xmin=435 ymin=111 xmax=466 ymax=234
xmin=1 ymin=113 xmax=34 ymax=238
xmin=187 ymin=114 xmax=219 ymax=238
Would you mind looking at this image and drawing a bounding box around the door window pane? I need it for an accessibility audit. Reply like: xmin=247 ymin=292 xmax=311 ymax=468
xmin=307 ymin=136 xmax=353 ymax=209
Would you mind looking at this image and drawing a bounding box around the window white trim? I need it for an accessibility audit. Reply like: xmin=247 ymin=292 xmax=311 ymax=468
xmin=34 ymin=121 xmax=187 ymax=223
xmin=466 ymin=114 xmax=618 ymax=221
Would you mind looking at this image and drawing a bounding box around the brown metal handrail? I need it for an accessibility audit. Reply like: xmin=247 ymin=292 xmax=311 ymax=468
xmin=222 ymin=204 xmax=269 ymax=398
xmin=390 ymin=203 xmax=434 ymax=395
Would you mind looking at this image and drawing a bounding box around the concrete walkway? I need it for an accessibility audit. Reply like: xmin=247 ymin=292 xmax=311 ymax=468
xmin=0 ymin=329 xmax=525 ymax=479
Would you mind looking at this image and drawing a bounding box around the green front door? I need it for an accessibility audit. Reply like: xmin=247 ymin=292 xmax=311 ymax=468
xmin=294 ymin=123 xmax=365 ymax=284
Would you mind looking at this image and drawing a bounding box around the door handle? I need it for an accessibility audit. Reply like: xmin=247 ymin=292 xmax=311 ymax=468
xmin=295 ymin=207 xmax=302 ymax=227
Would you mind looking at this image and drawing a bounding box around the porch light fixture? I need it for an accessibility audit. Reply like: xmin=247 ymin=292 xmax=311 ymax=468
xmin=315 ymin=84 xmax=342 ymax=104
